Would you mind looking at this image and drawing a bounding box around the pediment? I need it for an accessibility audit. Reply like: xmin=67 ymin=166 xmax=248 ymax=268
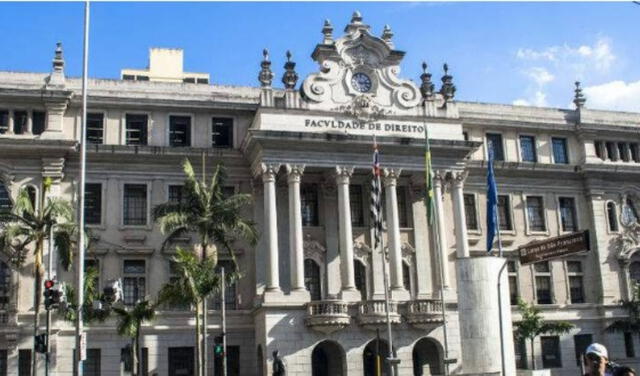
xmin=301 ymin=13 xmax=421 ymax=118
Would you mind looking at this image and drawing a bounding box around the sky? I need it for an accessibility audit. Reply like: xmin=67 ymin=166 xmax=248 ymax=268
xmin=0 ymin=1 xmax=639 ymax=112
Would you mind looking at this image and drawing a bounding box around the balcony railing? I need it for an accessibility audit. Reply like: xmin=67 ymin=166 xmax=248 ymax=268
xmin=304 ymin=300 xmax=351 ymax=334
xmin=357 ymin=300 xmax=401 ymax=328
xmin=405 ymin=299 xmax=444 ymax=329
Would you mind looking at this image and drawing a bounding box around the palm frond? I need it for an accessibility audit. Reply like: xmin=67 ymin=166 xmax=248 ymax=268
xmin=13 ymin=188 xmax=34 ymax=218
xmin=156 ymin=211 xmax=190 ymax=235
xmin=54 ymin=229 xmax=74 ymax=271
xmin=44 ymin=197 xmax=74 ymax=222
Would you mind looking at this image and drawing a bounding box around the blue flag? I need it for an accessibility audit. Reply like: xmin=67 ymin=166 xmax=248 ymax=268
xmin=486 ymin=151 xmax=498 ymax=252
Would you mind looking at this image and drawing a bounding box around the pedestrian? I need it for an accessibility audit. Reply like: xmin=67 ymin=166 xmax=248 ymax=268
xmin=272 ymin=350 xmax=285 ymax=376
xmin=583 ymin=343 xmax=609 ymax=376
xmin=613 ymin=366 xmax=636 ymax=376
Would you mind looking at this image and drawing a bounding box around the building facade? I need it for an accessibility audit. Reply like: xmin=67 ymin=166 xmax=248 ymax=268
xmin=1 ymin=12 xmax=640 ymax=376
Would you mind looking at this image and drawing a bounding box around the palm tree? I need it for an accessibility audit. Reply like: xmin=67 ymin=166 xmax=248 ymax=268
xmin=58 ymin=265 xmax=110 ymax=323
xmin=607 ymin=282 xmax=640 ymax=340
xmin=513 ymin=298 xmax=574 ymax=370
xmin=153 ymin=158 xmax=257 ymax=376
xmin=112 ymin=300 xmax=157 ymax=376
xmin=0 ymin=177 xmax=75 ymax=375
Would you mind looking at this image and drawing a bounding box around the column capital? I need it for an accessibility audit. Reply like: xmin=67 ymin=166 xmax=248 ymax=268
xmin=335 ymin=166 xmax=354 ymax=185
xmin=260 ymin=163 xmax=281 ymax=183
xmin=383 ymin=168 xmax=402 ymax=187
xmin=450 ymin=170 xmax=468 ymax=188
xmin=285 ymin=164 xmax=305 ymax=184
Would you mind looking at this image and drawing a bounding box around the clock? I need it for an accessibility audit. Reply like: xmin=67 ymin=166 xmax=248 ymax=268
xmin=351 ymin=72 xmax=372 ymax=93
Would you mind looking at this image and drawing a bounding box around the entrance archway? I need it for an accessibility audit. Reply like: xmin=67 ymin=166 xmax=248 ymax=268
xmin=413 ymin=337 xmax=443 ymax=376
xmin=311 ymin=340 xmax=345 ymax=376
xmin=363 ymin=339 xmax=393 ymax=376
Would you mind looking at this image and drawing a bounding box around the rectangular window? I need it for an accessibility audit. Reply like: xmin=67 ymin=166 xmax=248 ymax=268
xmin=212 ymin=260 xmax=237 ymax=311
xmin=123 ymin=184 xmax=147 ymax=226
xmin=168 ymin=185 xmax=184 ymax=204
xmin=397 ymin=186 xmax=409 ymax=228
xmin=85 ymin=183 xmax=102 ymax=225
xmin=486 ymin=133 xmax=504 ymax=161
xmin=87 ymin=113 xmax=104 ymax=144
xmin=122 ymin=74 xmax=135 ymax=80
xmin=534 ymin=261 xmax=553 ymax=305
xmin=541 ymin=336 xmax=562 ymax=368
xmin=464 ymin=194 xmax=478 ymax=230
xmin=211 ymin=117 xmax=233 ymax=148
xmin=520 ymin=135 xmax=537 ymax=162
xmin=498 ymin=195 xmax=513 ymax=231
xmin=13 ymin=111 xmax=27 ymax=135
xmin=606 ymin=142 xmax=617 ymax=161
xmin=559 ymin=197 xmax=578 ymax=232
xmin=125 ymin=114 xmax=148 ymax=146
xmin=526 ymin=196 xmax=546 ymax=232
xmin=197 ymin=78 xmax=209 ymax=85
xmin=619 ymin=143 xmax=628 ymax=162
xmin=0 ymin=349 xmax=6 ymax=376
xmin=301 ymin=184 xmax=319 ymax=226
xmin=166 ymin=261 xmax=189 ymax=311
xmin=168 ymin=347 xmax=194 ymax=376
xmin=552 ymin=137 xmax=569 ymax=164
xmin=84 ymin=349 xmax=101 ymax=376
xmin=0 ymin=261 xmax=11 ymax=314
xmin=514 ymin=334 xmax=527 ymax=369
xmin=141 ymin=347 xmax=148 ymax=376
xmin=574 ymin=334 xmax=593 ymax=366
xmin=214 ymin=345 xmax=239 ymax=376
xmin=625 ymin=332 xmax=635 ymax=358
xmin=567 ymin=261 xmax=585 ymax=304
xmin=0 ymin=110 xmax=8 ymax=134
xmin=169 ymin=115 xmax=191 ymax=147
xmin=631 ymin=143 xmax=639 ymax=163
xmin=508 ymin=261 xmax=519 ymax=305
xmin=85 ymin=259 xmax=100 ymax=291
xmin=123 ymin=260 xmax=145 ymax=305
xmin=32 ymin=111 xmax=45 ymax=135
xmin=18 ymin=350 xmax=31 ymax=376
xmin=350 ymin=185 xmax=364 ymax=227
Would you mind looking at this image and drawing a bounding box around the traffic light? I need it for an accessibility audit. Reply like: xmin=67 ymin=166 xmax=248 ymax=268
xmin=35 ymin=334 xmax=47 ymax=353
xmin=43 ymin=280 xmax=65 ymax=310
xmin=213 ymin=335 xmax=224 ymax=358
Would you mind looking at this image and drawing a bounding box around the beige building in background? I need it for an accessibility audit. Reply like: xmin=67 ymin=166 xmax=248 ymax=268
xmin=1 ymin=12 xmax=640 ymax=376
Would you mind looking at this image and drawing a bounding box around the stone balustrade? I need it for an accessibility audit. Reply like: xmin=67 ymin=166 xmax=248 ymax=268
xmin=405 ymin=299 xmax=444 ymax=329
xmin=304 ymin=300 xmax=351 ymax=334
xmin=357 ymin=299 xmax=401 ymax=328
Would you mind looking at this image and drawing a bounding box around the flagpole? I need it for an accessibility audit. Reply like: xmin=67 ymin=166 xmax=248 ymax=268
xmin=423 ymin=111 xmax=450 ymax=376
xmin=75 ymin=1 xmax=90 ymax=375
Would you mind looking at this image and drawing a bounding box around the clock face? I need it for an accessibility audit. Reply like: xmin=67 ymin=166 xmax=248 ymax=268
xmin=351 ymin=72 xmax=372 ymax=93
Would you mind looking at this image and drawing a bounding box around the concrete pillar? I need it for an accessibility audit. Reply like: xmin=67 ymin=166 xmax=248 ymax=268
xmin=409 ymin=178 xmax=433 ymax=298
xmin=286 ymin=164 xmax=310 ymax=301
xmin=383 ymin=168 xmax=409 ymax=301
xmin=451 ymin=171 xmax=470 ymax=258
xmin=457 ymin=257 xmax=516 ymax=375
xmin=336 ymin=166 xmax=360 ymax=302
xmin=7 ymin=110 xmax=14 ymax=135
xmin=322 ymin=179 xmax=342 ymax=298
xmin=262 ymin=163 xmax=282 ymax=294
xmin=434 ymin=171 xmax=450 ymax=288
xmin=25 ymin=110 xmax=33 ymax=135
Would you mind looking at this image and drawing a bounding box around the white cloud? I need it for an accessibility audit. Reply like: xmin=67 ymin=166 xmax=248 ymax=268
xmin=513 ymin=91 xmax=548 ymax=107
xmin=515 ymin=37 xmax=615 ymax=74
xmin=583 ymin=80 xmax=640 ymax=112
xmin=525 ymin=67 xmax=554 ymax=86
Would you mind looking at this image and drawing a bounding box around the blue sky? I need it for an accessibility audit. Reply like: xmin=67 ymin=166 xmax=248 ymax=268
xmin=1 ymin=2 xmax=639 ymax=112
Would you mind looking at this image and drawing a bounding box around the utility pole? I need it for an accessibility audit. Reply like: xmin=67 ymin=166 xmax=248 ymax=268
xmin=45 ymin=226 xmax=53 ymax=376
xmin=221 ymin=267 xmax=227 ymax=376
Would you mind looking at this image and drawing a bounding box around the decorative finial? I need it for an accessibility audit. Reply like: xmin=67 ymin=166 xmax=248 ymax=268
xmin=47 ymin=41 xmax=66 ymax=87
xmin=53 ymin=41 xmax=64 ymax=73
xmin=322 ymin=19 xmax=334 ymax=44
xmin=345 ymin=10 xmax=370 ymax=33
xmin=258 ymin=48 xmax=274 ymax=87
xmin=573 ymin=81 xmax=586 ymax=109
xmin=420 ymin=61 xmax=435 ymax=99
xmin=282 ymin=51 xmax=298 ymax=90
xmin=351 ymin=11 xmax=362 ymax=23
xmin=440 ymin=63 xmax=456 ymax=101
xmin=381 ymin=25 xmax=394 ymax=47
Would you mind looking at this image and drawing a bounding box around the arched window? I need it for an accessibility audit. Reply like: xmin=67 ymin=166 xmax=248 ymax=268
xmin=304 ymin=259 xmax=321 ymax=301
xmin=623 ymin=198 xmax=639 ymax=225
xmin=354 ymin=260 xmax=367 ymax=300
xmin=0 ymin=182 xmax=11 ymax=211
xmin=607 ymin=202 xmax=619 ymax=232
xmin=402 ymin=262 xmax=411 ymax=294
xmin=631 ymin=262 xmax=640 ymax=287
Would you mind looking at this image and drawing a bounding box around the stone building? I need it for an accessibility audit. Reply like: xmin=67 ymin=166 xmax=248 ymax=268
xmin=1 ymin=11 xmax=640 ymax=376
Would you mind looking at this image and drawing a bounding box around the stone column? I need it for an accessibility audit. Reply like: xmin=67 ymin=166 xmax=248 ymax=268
xmin=433 ymin=171 xmax=450 ymax=288
xmin=7 ymin=110 xmax=14 ymax=135
xmin=25 ymin=110 xmax=33 ymax=135
xmin=336 ymin=166 xmax=360 ymax=302
xmin=409 ymin=178 xmax=433 ymax=299
xmin=451 ymin=171 xmax=470 ymax=258
xmin=383 ymin=168 xmax=410 ymax=301
xmin=262 ymin=163 xmax=282 ymax=295
xmin=286 ymin=164 xmax=310 ymax=301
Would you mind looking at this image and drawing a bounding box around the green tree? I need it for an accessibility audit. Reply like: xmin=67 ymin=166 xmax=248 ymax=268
xmin=153 ymin=158 xmax=257 ymax=376
xmin=58 ymin=265 xmax=110 ymax=323
xmin=112 ymin=300 xmax=157 ymax=376
xmin=513 ymin=298 xmax=574 ymax=370
xmin=607 ymin=282 xmax=640 ymax=338
xmin=0 ymin=178 xmax=75 ymax=375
